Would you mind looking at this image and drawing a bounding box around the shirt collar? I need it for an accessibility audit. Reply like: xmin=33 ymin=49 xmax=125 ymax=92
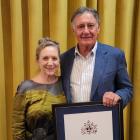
xmin=75 ymin=41 xmax=98 ymax=57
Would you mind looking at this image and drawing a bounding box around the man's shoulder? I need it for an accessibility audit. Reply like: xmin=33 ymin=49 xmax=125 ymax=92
xmin=61 ymin=47 xmax=75 ymax=56
xmin=98 ymin=42 xmax=123 ymax=54
xmin=60 ymin=47 xmax=75 ymax=61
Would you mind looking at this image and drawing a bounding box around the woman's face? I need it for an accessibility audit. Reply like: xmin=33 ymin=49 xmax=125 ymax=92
xmin=37 ymin=46 xmax=60 ymax=77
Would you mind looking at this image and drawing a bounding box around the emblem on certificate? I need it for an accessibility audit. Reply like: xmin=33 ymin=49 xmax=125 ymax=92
xmin=81 ymin=120 xmax=97 ymax=135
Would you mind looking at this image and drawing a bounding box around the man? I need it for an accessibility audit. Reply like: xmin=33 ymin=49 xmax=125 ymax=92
xmin=61 ymin=7 xmax=133 ymax=108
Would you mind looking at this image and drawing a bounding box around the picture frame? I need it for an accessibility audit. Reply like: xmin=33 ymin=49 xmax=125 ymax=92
xmin=52 ymin=101 xmax=124 ymax=140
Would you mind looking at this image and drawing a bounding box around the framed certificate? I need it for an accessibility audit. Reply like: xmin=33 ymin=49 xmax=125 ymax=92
xmin=52 ymin=101 xmax=124 ymax=140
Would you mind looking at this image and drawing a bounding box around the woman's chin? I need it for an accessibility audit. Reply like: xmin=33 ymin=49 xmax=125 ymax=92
xmin=46 ymin=72 xmax=55 ymax=76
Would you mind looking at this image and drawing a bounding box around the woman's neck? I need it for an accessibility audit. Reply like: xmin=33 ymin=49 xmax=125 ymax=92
xmin=32 ymin=73 xmax=58 ymax=84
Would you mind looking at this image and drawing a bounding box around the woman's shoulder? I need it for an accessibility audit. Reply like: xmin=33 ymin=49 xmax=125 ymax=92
xmin=16 ymin=80 xmax=35 ymax=94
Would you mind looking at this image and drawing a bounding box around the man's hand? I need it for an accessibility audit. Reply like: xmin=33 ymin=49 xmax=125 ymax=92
xmin=103 ymin=91 xmax=121 ymax=107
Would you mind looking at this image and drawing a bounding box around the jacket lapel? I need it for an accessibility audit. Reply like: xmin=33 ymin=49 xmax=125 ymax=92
xmin=65 ymin=49 xmax=75 ymax=103
xmin=90 ymin=43 xmax=108 ymax=100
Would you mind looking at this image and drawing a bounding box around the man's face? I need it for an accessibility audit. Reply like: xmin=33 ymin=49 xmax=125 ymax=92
xmin=72 ymin=12 xmax=100 ymax=48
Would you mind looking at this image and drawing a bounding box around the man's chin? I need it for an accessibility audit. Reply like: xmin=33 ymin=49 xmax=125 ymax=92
xmin=80 ymin=42 xmax=93 ymax=47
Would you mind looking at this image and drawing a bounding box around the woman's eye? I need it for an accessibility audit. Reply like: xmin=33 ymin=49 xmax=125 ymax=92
xmin=52 ymin=57 xmax=58 ymax=60
xmin=41 ymin=56 xmax=58 ymax=61
xmin=43 ymin=57 xmax=48 ymax=60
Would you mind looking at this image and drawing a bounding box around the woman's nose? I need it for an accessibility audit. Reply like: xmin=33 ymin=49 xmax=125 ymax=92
xmin=47 ymin=59 xmax=53 ymax=65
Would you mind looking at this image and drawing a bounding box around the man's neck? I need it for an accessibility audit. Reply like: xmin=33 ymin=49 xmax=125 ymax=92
xmin=78 ymin=45 xmax=94 ymax=57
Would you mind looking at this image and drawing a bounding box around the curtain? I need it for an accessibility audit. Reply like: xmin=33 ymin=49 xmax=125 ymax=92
xmin=0 ymin=0 xmax=139 ymax=140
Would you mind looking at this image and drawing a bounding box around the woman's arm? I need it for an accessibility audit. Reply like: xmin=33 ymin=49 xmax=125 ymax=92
xmin=12 ymin=93 xmax=26 ymax=140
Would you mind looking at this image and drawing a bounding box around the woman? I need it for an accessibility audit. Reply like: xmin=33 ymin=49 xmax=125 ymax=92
xmin=12 ymin=37 xmax=66 ymax=140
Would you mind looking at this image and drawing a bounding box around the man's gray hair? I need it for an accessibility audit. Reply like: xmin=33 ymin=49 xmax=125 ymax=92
xmin=71 ymin=7 xmax=100 ymax=24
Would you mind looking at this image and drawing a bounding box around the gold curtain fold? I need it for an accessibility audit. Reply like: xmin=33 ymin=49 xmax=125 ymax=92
xmin=115 ymin=0 xmax=135 ymax=71
xmin=0 ymin=0 xmax=7 ymax=139
xmin=49 ymin=0 xmax=68 ymax=52
xmin=98 ymin=0 xmax=116 ymax=45
xmin=1 ymin=0 xmax=13 ymax=140
xmin=87 ymin=0 xmax=97 ymax=9
xmin=10 ymin=0 xmax=24 ymax=94
xmin=130 ymin=0 xmax=140 ymax=139
xmin=28 ymin=0 xmax=43 ymax=77
xmin=0 ymin=0 xmax=139 ymax=140
xmin=115 ymin=1 xmax=136 ymax=139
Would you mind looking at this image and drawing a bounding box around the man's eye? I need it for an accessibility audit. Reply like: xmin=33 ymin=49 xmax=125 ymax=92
xmin=77 ymin=24 xmax=95 ymax=30
xmin=77 ymin=25 xmax=85 ymax=29
xmin=88 ymin=24 xmax=94 ymax=29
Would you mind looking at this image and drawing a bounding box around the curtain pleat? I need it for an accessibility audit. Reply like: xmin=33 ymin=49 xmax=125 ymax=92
xmin=98 ymin=0 xmax=116 ymax=45
xmin=130 ymin=0 xmax=140 ymax=139
xmin=10 ymin=0 xmax=24 ymax=94
xmin=0 ymin=0 xmax=7 ymax=139
xmin=49 ymin=0 xmax=68 ymax=52
xmin=28 ymin=0 xmax=43 ymax=77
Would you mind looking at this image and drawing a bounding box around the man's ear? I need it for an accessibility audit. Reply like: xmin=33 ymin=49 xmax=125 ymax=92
xmin=72 ymin=26 xmax=75 ymax=32
xmin=97 ymin=26 xmax=100 ymax=34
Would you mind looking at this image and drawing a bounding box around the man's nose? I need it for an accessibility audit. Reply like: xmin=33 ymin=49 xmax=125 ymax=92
xmin=83 ymin=25 xmax=90 ymax=32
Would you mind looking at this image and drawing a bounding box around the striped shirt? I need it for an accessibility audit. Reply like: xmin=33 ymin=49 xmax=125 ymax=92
xmin=70 ymin=42 xmax=98 ymax=102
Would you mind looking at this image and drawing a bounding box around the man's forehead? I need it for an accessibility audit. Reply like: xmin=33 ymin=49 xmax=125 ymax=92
xmin=75 ymin=12 xmax=94 ymax=18
xmin=73 ymin=13 xmax=97 ymax=24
